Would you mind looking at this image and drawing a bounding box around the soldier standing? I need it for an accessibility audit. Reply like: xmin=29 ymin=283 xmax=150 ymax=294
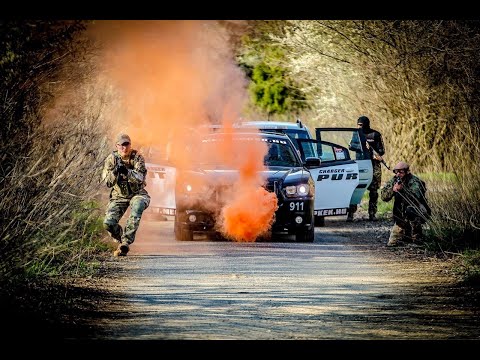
xmin=102 ymin=133 xmax=151 ymax=256
xmin=347 ymin=115 xmax=386 ymax=221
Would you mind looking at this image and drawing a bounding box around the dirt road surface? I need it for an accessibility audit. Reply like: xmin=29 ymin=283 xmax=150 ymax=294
xmin=76 ymin=215 xmax=480 ymax=341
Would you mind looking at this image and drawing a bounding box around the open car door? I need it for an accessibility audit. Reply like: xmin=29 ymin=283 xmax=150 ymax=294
xmin=297 ymin=128 xmax=373 ymax=222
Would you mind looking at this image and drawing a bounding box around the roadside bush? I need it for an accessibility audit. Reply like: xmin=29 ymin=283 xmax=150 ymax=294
xmin=452 ymin=250 xmax=480 ymax=285
xmin=0 ymin=20 xmax=114 ymax=282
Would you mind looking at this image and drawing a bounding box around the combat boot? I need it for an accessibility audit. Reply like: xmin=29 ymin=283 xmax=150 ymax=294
xmin=346 ymin=205 xmax=356 ymax=222
xmin=411 ymin=221 xmax=424 ymax=243
xmin=346 ymin=212 xmax=354 ymax=222
xmin=386 ymin=238 xmax=398 ymax=247
xmin=113 ymin=242 xmax=129 ymax=257
xmin=387 ymin=224 xmax=404 ymax=247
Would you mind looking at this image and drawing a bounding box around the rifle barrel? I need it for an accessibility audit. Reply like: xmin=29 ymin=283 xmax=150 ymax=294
xmin=381 ymin=160 xmax=391 ymax=170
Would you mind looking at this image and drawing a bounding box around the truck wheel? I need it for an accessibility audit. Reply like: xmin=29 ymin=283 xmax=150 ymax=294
xmin=295 ymin=226 xmax=315 ymax=243
xmin=174 ymin=218 xmax=193 ymax=241
xmin=314 ymin=216 xmax=325 ymax=227
xmin=176 ymin=227 xmax=193 ymax=241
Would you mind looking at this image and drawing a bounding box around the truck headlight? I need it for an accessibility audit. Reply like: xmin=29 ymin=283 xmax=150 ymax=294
xmin=297 ymin=184 xmax=309 ymax=196
xmin=285 ymin=184 xmax=310 ymax=197
xmin=181 ymin=183 xmax=208 ymax=194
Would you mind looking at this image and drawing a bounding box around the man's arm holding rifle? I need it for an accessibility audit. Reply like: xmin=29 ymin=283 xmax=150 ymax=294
xmin=366 ymin=142 xmax=390 ymax=170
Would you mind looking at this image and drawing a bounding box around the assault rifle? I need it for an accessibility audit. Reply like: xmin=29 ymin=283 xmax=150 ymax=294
xmin=114 ymin=154 xmax=128 ymax=177
xmin=366 ymin=143 xmax=390 ymax=170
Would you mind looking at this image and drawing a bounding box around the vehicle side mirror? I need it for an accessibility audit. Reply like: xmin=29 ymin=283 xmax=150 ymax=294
xmin=305 ymin=157 xmax=321 ymax=168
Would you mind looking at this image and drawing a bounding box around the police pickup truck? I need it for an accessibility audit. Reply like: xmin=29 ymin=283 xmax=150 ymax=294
xmin=235 ymin=121 xmax=374 ymax=226
xmin=174 ymin=131 xmax=318 ymax=242
xmin=145 ymin=121 xmax=373 ymax=232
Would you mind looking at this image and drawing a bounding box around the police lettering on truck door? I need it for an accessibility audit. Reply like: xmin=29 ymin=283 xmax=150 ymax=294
xmin=309 ymin=164 xmax=360 ymax=217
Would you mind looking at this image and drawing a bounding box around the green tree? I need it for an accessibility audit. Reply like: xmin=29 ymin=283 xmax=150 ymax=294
xmin=237 ymin=22 xmax=309 ymax=120
xmin=249 ymin=61 xmax=300 ymax=118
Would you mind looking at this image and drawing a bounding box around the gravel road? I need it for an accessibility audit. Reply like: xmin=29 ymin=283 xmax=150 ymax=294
xmin=76 ymin=215 xmax=480 ymax=340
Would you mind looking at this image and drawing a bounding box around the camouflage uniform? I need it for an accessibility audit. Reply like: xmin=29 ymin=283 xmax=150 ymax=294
xmin=102 ymin=149 xmax=150 ymax=246
xmin=381 ymin=173 xmax=429 ymax=246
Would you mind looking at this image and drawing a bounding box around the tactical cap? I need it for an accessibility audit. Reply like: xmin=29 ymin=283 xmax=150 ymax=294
xmin=393 ymin=161 xmax=409 ymax=171
xmin=116 ymin=133 xmax=131 ymax=145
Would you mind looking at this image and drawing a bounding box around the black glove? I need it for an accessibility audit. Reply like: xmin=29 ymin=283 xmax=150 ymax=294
xmin=117 ymin=164 xmax=129 ymax=176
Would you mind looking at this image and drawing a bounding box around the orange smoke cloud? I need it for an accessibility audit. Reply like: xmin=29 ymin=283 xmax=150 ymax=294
xmin=221 ymin=187 xmax=278 ymax=242
xmin=216 ymin=129 xmax=279 ymax=242
xmin=89 ymin=20 xmax=248 ymax=166
xmin=89 ymin=20 xmax=278 ymax=241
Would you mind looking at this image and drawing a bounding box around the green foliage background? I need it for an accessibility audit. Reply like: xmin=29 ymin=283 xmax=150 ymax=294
xmin=236 ymin=20 xmax=480 ymax=275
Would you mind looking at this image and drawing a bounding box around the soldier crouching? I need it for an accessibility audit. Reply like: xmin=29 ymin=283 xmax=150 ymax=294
xmin=380 ymin=161 xmax=431 ymax=247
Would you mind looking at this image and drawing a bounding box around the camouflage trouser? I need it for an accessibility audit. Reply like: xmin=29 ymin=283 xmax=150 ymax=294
xmin=367 ymin=161 xmax=382 ymax=217
xmin=103 ymin=194 xmax=151 ymax=245
xmin=387 ymin=219 xmax=423 ymax=246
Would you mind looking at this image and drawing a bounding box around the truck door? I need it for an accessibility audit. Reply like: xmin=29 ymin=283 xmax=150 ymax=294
xmin=315 ymin=128 xmax=373 ymax=208
xmin=298 ymin=139 xmax=359 ymax=218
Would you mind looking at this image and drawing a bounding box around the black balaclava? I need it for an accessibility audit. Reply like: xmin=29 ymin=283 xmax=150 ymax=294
xmin=357 ymin=116 xmax=371 ymax=131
